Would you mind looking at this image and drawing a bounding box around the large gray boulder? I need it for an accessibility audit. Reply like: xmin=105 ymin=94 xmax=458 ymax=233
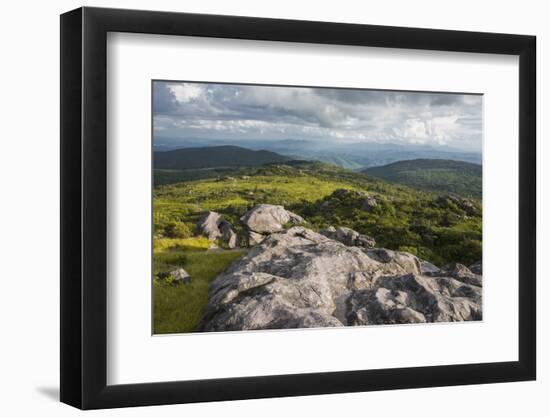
xmin=198 ymin=227 xmax=482 ymax=331
xmin=197 ymin=211 xmax=237 ymax=248
xmin=197 ymin=211 xmax=223 ymax=241
xmin=240 ymin=204 xmax=304 ymax=234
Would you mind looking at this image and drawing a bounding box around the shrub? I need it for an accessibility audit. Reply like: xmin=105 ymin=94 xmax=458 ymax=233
xmin=163 ymin=221 xmax=192 ymax=238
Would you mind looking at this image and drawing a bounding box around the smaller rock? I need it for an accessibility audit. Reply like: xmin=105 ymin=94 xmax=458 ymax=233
xmin=441 ymin=263 xmax=482 ymax=287
xmin=459 ymin=200 xmax=477 ymax=216
xmin=169 ymin=268 xmax=192 ymax=285
xmin=197 ymin=211 xmax=238 ymax=248
xmin=321 ymin=225 xmax=336 ymax=234
xmin=361 ymin=196 xmax=378 ymax=212
xmin=320 ymin=226 xmax=376 ymax=249
xmin=436 ymin=195 xmax=477 ymax=215
xmin=219 ymin=220 xmax=237 ymax=249
xmin=335 ymin=227 xmax=360 ymax=246
xmin=197 ymin=211 xmax=223 ymax=241
xmin=356 ymin=234 xmax=376 ymax=249
xmin=240 ymin=204 xmax=304 ymax=234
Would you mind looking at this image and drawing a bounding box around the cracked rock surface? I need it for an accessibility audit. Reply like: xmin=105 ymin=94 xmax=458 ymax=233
xmin=198 ymin=227 xmax=482 ymax=331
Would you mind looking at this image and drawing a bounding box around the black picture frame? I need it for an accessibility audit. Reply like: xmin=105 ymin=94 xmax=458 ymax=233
xmin=60 ymin=6 xmax=536 ymax=410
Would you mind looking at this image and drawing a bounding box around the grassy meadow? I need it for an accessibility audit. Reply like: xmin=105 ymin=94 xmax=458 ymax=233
xmin=153 ymin=236 xmax=246 ymax=333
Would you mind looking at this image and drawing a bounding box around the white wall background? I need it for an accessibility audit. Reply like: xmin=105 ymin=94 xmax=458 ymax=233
xmin=0 ymin=0 xmax=545 ymax=415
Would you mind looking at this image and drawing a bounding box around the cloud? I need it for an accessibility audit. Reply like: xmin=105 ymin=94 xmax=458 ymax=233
xmin=152 ymin=81 xmax=482 ymax=150
xmin=152 ymin=83 xmax=177 ymax=114
xmin=167 ymin=83 xmax=204 ymax=103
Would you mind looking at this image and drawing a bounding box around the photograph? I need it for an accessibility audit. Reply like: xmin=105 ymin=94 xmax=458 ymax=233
xmin=152 ymin=81 xmax=483 ymax=334
xmin=52 ymin=4 xmax=541 ymax=411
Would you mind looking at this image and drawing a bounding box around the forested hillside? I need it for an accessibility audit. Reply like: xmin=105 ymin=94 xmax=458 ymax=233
xmin=363 ymin=158 xmax=482 ymax=198
xmin=154 ymin=145 xmax=291 ymax=170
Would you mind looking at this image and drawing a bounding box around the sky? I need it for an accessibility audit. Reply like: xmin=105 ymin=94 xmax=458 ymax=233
xmin=153 ymin=81 xmax=483 ymax=151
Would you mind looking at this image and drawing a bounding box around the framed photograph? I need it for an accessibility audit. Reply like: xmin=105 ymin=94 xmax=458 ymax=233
xmin=60 ymin=7 xmax=536 ymax=409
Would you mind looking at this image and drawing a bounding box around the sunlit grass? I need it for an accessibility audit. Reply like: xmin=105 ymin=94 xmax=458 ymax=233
xmin=153 ymin=241 xmax=246 ymax=334
xmin=153 ymin=237 xmax=211 ymax=254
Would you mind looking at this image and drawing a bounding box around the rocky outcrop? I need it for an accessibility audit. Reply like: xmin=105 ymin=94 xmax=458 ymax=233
xmin=197 ymin=211 xmax=237 ymax=248
xmin=198 ymin=227 xmax=482 ymax=331
xmin=436 ymin=195 xmax=477 ymax=215
xmin=320 ymin=226 xmax=376 ymax=249
xmin=240 ymin=204 xmax=304 ymax=246
xmin=347 ymin=273 xmax=481 ymax=325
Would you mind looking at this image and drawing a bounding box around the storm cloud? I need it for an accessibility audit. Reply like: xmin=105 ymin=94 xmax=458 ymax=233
xmin=153 ymin=81 xmax=482 ymax=151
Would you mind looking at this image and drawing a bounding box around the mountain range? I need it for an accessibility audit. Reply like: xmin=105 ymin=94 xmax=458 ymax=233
xmin=154 ymin=137 xmax=482 ymax=168
xmin=154 ymin=145 xmax=291 ymax=170
xmin=154 ymin=145 xmax=482 ymax=199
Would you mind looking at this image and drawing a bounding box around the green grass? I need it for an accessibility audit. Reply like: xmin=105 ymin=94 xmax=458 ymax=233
xmin=155 ymin=174 xmax=355 ymax=208
xmin=153 ymin=236 xmax=211 ymax=253
xmin=153 ymin=240 xmax=246 ymax=334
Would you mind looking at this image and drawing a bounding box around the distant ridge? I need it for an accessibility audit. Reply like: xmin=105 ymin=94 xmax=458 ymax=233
xmin=363 ymin=158 xmax=482 ymax=198
xmin=154 ymin=145 xmax=291 ymax=170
